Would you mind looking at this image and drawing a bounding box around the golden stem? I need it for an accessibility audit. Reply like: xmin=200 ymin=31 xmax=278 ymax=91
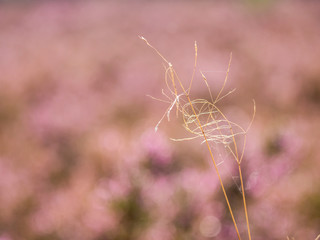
xmin=238 ymin=164 xmax=252 ymax=240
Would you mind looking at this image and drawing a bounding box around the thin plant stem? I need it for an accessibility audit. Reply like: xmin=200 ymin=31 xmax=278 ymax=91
xmin=140 ymin=36 xmax=256 ymax=240
xmin=202 ymin=58 xmax=254 ymax=240
xmin=168 ymin=62 xmax=242 ymax=240
xmin=184 ymin=93 xmax=242 ymax=240
xmin=238 ymin=164 xmax=252 ymax=240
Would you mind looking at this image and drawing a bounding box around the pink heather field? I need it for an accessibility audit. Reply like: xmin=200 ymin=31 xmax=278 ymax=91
xmin=0 ymin=1 xmax=320 ymax=240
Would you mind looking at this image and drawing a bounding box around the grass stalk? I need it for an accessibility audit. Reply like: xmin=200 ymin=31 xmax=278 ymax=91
xmin=140 ymin=36 xmax=257 ymax=240
xmin=185 ymin=95 xmax=242 ymax=240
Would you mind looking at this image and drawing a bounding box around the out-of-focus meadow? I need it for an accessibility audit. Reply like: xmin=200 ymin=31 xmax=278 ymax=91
xmin=0 ymin=1 xmax=319 ymax=239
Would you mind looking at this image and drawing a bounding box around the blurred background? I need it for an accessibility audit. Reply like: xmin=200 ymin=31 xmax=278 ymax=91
xmin=0 ymin=0 xmax=319 ymax=239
